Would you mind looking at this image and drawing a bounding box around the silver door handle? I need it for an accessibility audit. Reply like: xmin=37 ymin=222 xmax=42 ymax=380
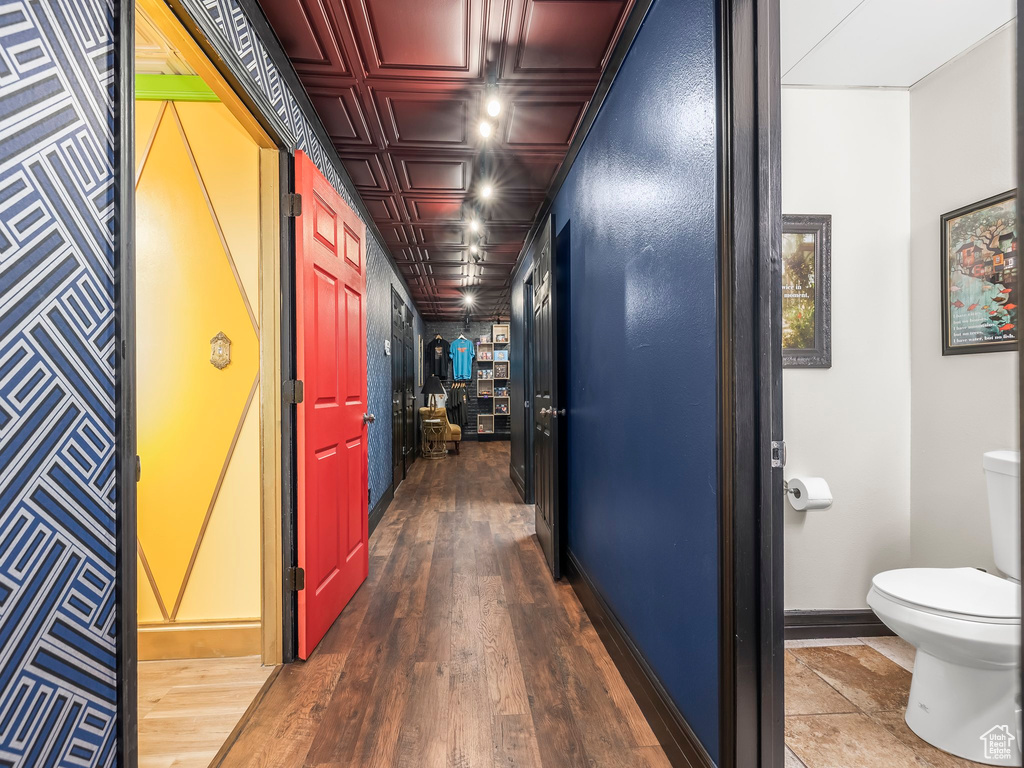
xmin=539 ymin=407 xmax=551 ymax=415
xmin=363 ymin=413 xmax=375 ymax=424
xmin=552 ymin=408 xmax=566 ymax=418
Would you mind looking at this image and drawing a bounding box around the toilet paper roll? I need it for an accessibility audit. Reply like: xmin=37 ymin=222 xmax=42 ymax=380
xmin=787 ymin=477 xmax=832 ymax=511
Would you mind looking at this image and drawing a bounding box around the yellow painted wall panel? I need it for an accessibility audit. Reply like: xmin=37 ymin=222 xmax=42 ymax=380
xmin=175 ymin=101 xmax=260 ymax=316
xmin=135 ymin=103 xmax=259 ymax=615
xmin=137 ymin=553 xmax=164 ymax=624
xmin=176 ymin=388 xmax=262 ymax=621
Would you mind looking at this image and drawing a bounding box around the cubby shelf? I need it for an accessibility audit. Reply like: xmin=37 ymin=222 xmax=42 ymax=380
xmin=477 ymin=324 xmax=510 ymax=434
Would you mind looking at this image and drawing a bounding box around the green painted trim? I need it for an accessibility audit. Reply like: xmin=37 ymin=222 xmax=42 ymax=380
xmin=135 ymin=74 xmax=219 ymax=102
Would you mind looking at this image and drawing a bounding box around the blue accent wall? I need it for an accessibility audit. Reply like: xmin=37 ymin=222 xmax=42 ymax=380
xmin=511 ymin=0 xmax=720 ymax=756
xmin=0 ymin=0 xmax=418 ymax=763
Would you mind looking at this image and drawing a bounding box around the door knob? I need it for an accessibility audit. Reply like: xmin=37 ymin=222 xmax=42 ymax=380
xmin=539 ymin=407 xmax=551 ymax=415
xmin=552 ymin=408 xmax=566 ymax=418
xmin=363 ymin=413 xmax=376 ymax=424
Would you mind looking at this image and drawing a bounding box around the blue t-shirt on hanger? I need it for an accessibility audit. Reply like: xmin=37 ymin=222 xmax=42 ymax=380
xmin=450 ymin=337 xmax=475 ymax=381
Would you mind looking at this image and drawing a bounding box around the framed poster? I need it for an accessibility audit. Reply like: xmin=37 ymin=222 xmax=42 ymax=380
xmin=782 ymin=214 xmax=832 ymax=368
xmin=941 ymin=190 xmax=1018 ymax=355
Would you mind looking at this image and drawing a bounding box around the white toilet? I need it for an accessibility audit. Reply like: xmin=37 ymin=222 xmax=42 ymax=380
xmin=867 ymin=450 xmax=1021 ymax=766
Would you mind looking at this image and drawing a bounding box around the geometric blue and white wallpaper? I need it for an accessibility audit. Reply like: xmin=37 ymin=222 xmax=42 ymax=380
xmin=0 ymin=0 xmax=419 ymax=764
xmin=0 ymin=1 xmax=119 ymax=766
xmin=196 ymin=0 xmax=423 ymax=510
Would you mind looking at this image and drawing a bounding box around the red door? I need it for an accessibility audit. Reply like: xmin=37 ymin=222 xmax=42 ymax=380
xmin=295 ymin=150 xmax=369 ymax=659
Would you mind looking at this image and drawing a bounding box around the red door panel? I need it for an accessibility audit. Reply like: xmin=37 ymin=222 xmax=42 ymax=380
xmin=295 ymin=150 xmax=369 ymax=660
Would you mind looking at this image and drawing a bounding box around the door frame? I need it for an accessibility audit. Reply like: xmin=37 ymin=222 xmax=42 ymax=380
xmin=522 ymin=268 xmax=536 ymax=504
xmin=391 ymin=286 xmax=405 ymax=489
xmin=716 ymin=0 xmax=784 ymax=766
xmin=403 ymin=304 xmax=416 ymax=470
xmin=1015 ymin=0 xmax=1023 ymax=729
xmin=115 ymin=0 xmax=295 ymax=762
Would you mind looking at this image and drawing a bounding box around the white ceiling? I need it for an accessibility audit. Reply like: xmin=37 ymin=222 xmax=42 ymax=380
xmin=781 ymin=0 xmax=1016 ymax=87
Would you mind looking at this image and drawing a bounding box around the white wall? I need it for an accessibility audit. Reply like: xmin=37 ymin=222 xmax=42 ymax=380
xmin=909 ymin=25 xmax=1019 ymax=574
xmin=782 ymin=88 xmax=913 ymax=609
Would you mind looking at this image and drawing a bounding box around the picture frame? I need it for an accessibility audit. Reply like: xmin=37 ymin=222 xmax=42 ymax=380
xmin=940 ymin=190 xmax=1018 ymax=355
xmin=782 ymin=214 xmax=832 ymax=368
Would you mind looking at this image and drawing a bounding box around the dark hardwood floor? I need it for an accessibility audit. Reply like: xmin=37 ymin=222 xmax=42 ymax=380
xmin=220 ymin=442 xmax=670 ymax=768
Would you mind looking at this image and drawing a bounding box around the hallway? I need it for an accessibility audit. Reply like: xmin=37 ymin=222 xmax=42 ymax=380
xmin=219 ymin=442 xmax=670 ymax=767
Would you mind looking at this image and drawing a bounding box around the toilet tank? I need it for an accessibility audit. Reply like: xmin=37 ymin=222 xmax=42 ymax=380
xmin=984 ymin=450 xmax=1020 ymax=580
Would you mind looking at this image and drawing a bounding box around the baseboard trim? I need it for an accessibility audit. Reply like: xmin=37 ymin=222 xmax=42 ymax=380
xmin=137 ymin=620 xmax=262 ymax=660
xmin=210 ymin=663 xmax=282 ymax=767
xmin=565 ymin=551 xmax=715 ymax=768
xmin=369 ymin=485 xmax=395 ymax=538
xmin=510 ymin=462 xmax=526 ymax=502
xmin=784 ymin=609 xmax=894 ymax=640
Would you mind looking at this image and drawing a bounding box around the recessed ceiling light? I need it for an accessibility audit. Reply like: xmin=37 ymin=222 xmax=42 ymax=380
xmin=481 ymin=185 xmax=493 ymax=199
xmin=470 ymin=245 xmax=478 ymax=254
xmin=478 ymin=121 xmax=492 ymax=138
xmin=486 ymin=97 xmax=501 ymax=118
xmin=463 ymin=293 xmax=475 ymax=306
xmin=469 ymin=219 xmax=481 ymax=232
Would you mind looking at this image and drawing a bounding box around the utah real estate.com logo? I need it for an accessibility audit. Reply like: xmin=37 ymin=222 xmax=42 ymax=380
xmin=980 ymin=724 xmax=1016 ymax=762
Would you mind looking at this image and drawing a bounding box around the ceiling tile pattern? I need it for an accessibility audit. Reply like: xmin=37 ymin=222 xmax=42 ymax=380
xmin=259 ymin=0 xmax=634 ymax=318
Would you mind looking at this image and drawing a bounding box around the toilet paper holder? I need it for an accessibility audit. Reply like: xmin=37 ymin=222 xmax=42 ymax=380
xmin=783 ymin=476 xmax=833 ymax=510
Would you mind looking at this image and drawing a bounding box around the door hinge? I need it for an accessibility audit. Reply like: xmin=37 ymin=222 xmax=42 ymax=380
xmin=771 ymin=440 xmax=787 ymax=469
xmin=286 ymin=566 xmax=305 ymax=591
xmin=283 ymin=192 xmax=302 ymax=217
xmin=283 ymin=379 xmax=304 ymax=404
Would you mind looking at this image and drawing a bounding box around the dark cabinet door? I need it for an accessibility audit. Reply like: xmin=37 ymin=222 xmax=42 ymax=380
xmin=532 ymin=216 xmax=561 ymax=578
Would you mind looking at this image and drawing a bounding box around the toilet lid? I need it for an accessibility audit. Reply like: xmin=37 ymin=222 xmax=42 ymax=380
xmin=872 ymin=568 xmax=1020 ymax=622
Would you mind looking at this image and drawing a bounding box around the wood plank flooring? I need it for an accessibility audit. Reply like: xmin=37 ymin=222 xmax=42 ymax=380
xmin=137 ymin=655 xmax=275 ymax=768
xmin=220 ymin=442 xmax=670 ymax=768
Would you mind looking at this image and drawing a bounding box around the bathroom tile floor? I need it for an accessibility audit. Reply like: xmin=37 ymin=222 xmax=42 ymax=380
xmin=783 ymin=637 xmax=986 ymax=767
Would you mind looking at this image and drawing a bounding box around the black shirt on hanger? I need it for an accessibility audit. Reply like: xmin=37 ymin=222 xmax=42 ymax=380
xmin=427 ymin=337 xmax=450 ymax=380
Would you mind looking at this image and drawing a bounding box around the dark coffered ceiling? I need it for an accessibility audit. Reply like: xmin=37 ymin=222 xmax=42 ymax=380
xmin=257 ymin=0 xmax=635 ymax=319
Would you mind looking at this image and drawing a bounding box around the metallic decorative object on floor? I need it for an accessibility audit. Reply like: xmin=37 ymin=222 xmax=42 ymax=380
xmin=421 ymin=419 xmax=447 ymax=460
xmin=210 ymin=331 xmax=232 ymax=369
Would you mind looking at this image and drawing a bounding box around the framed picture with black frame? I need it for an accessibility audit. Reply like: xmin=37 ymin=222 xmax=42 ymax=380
xmin=782 ymin=214 xmax=832 ymax=368
xmin=940 ymin=190 xmax=1017 ymax=356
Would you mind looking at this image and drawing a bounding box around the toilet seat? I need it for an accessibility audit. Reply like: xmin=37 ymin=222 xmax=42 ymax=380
xmin=871 ymin=567 xmax=1020 ymax=625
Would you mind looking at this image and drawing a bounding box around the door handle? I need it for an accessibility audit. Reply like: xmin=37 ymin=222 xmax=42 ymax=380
xmin=552 ymin=408 xmax=566 ymax=418
xmin=363 ymin=413 xmax=376 ymax=424
xmin=135 ymin=455 xmax=142 ymax=482
xmin=539 ymin=407 xmax=551 ymax=416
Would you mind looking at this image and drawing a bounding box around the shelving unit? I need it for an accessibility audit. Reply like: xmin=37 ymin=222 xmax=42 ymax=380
xmin=477 ymin=323 xmax=510 ymax=436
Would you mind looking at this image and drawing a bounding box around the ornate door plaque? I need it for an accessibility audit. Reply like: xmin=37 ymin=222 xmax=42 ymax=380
xmin=210 ymin=331 xmax=231 ymax=369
